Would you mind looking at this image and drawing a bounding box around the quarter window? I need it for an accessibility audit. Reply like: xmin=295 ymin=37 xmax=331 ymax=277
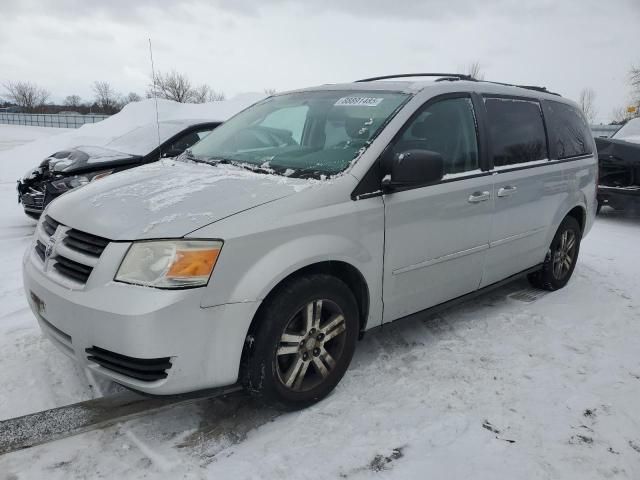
xmin=392 ymin=97 xmax=479 ymax=175
xmin=544 ymin=100 xmax=593 ymax=159
xmin=484 ymin=97 xmax=548 ymax=167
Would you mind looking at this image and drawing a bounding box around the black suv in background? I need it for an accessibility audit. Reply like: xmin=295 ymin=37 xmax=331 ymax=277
xmin=17 ymin=119 xmax=219 ymax=219
xmin=595 ymin=117 xmax=640 ymax=213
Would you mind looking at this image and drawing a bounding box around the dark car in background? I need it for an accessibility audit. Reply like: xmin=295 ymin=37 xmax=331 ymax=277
xmin=17 ymin=119 xmax=219 ymax=218
xmin=596 ymin=117 xmax=640 ymax=213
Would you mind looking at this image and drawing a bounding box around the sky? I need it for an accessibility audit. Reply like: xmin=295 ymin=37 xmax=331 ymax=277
xmin=1 ymin=0 xmax=639 ymax=123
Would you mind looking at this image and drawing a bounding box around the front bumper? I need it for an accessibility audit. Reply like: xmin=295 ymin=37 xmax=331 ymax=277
xmin=598 ymin=185 xmax=640 ymax=207
xmin=17 ymin=182 xmax=46 ymax=218
xmin=17 ymin=179 xmax=66 ymax=219
xmin=23 ymin=257 xmax=260 ymax=395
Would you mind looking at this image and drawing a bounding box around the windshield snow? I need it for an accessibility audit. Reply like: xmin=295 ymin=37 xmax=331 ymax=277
xmin=105 ymin=121 xmax=191 ymax=156
xmin=188 ymin=90 xmax=409 ymax=179
xmin=612 ymin=117 xmax=640 ymax=143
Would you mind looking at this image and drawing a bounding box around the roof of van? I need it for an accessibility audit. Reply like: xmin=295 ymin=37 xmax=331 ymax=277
xmin=283 ymin=76 xmax=570 ymax=104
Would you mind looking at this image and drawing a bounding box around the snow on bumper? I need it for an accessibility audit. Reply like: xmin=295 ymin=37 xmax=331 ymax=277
xmin=23 ymin=258 xmax=259 ymax=395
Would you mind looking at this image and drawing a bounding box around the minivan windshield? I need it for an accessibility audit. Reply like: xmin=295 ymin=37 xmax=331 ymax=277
xmin=188 ymin=90 xmax=410 ymax=178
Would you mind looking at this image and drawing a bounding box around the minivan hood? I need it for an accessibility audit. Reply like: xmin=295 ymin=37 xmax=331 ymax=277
xmin=47 ymin=159 xmax=310 ymax=240
xmin=39 ymin=146 xmax=142 ymax=175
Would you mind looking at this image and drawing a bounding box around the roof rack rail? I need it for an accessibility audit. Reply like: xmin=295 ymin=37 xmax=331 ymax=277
xmin=355 ymin=73 xmax=473 ymax=82
xmin=481 ymin=80 xmax=561 ymax=96
xmin=354 ymin=73 xmax=561 ymax=96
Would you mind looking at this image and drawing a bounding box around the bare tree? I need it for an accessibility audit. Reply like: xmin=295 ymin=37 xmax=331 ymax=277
xmin=194 ymin=83 xmax=225 ymax=102
xmin=189 ymin=84 xmax=225 ymax=103
xmin=63 ymin=94 xmax=82 ymax=108
xmin=264 ymin=88 xmax=277 ymax=96
xmin=124 ymin=92 xmax=142 ymax=104
xmin=578 ymin=88 xmax=597 ymax=123
xmin=198 ymin=86 xmax=225 ymax=102
xmin=2 ymin=81 xmax=50 ymax=112
xmin=148 ymin=70 xmax=225 ymax=103
xmin=92 ymin=81 xmax=121 ymax=113
xmin=629 ymin=64 xmax=640 ymax=114
xmin=630 ymin=65 xmax=640 ymax=93
xmin=464 ymin=61 xmax=485 ymax=80
xmin=147 ymin=70 xmax=194 ymax=103
xmin=192 ymin=84 xmax=211 ymax=103
xmin=610 ymin=106 xmax=631 ymax=125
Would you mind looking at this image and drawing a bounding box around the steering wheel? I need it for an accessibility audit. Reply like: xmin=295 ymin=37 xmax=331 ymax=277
xmin=244 ymin=126 xmax=297 ymax=148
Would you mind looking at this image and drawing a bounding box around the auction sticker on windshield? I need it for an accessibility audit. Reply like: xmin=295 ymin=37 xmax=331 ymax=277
xmin=334 ymin=97 xmax=384 ymax=107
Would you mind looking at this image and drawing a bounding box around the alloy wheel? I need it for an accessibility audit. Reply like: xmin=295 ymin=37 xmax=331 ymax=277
xmin=275 ymin=299 xmax=347 ymax=392
xmin=552 ymin=229 xmax=576 ymax=280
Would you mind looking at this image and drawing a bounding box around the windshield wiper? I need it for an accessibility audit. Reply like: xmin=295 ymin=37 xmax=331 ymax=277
xmin=181 ymin=152 xmax=276 ymax=175
xmin=178 ymin=149 xmax=213 ymax=165
xmin=206 ymin=157 xmax=274 ymax=175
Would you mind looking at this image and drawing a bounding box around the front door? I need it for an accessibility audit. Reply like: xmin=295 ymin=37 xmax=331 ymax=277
xmin=382 ymin=95 xmax=493 ymax=322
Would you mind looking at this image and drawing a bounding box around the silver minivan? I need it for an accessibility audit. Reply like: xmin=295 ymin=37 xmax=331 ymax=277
xmin=23 ymin=74 xmax=597 ymax=408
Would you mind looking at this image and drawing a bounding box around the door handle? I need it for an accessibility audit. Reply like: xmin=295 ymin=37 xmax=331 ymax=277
xmin=497 ymin=185 xmax=517 ymax=197
xmin=468 ymin=191 xmax=491 ymax=203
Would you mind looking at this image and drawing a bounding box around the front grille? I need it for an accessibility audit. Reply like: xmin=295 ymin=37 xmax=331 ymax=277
xmin=35 ymin=240 xmax=46 ymax=261
xmin=22 ymin=192 xmax=45 ymax=210
xmin=42 ymin=215 xmax=60 ymax=236
xmin=86 ymin=346 xmax=172 ymax=382
xmin=34 ymin=215 xmax=110 ymax=287
xmin=63 ymin=229 xmax=109 ymax=257
xmin=53 ymin=256 xmax=93 ymax=283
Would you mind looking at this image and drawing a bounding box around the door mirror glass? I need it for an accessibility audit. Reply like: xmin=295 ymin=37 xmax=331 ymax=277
xmin=383 ymin=149 xmax=444 ymax=190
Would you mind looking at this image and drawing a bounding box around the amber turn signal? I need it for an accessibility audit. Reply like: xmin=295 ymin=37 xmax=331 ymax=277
xmin=167 ymin=249 xmax=220 ymax=278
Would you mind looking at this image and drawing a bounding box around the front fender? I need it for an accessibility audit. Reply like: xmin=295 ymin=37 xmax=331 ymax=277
xmin=230 ymin=234 xmax=372 ymax=303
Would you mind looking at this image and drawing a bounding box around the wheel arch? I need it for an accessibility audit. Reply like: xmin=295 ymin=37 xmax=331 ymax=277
xmin=566 ymin=205 xmax=586 ymax=234
xmin=239 ymin=260 xmax=371 ymax=376
xmin=545 ymin=199 xmax=588 ymax=250
xmin=246 ymin=260 xmax=370 ymax=338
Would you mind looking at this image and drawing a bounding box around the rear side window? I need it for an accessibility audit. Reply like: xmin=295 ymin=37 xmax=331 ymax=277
xmin=543 ymin=101 xmax=593 ymax=159
xmin=484 ymin=97 xmax=548 ymax=167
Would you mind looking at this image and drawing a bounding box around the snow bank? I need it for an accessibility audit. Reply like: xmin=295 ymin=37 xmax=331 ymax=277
xmin=0 ymin=125 xmax=66 ymax=153
xmin=0 ymin=94 xmax=264 ymax=182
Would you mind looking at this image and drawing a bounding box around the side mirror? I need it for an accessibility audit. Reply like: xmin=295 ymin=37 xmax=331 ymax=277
xmin=382 ymin=149 xmax=444 ymax=191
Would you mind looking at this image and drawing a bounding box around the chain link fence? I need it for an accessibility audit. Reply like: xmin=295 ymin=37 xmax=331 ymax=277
xmin=0 ymin=112 xmax=625 ymax=139
xmin=0 ymin=112 xmax=110 ymax=129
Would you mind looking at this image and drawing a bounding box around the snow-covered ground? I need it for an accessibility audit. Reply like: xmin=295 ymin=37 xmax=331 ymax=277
xmin=1 ymin=125 xmax=639 ymax=479
xmin=0 ymin=125 xmax=66 ymax=153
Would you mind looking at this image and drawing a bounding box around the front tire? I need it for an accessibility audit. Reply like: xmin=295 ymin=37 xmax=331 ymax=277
xmin=528 ymin=216 xmax=581 ymax=291
xmin=242 ymin=274 xmax=359 ymax=410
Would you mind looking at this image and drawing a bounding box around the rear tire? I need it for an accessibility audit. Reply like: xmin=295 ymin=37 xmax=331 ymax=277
xmin=242 ymin=274 xmax=359 ymax=410
xmin=528 ymin=216 xmax=581 ymax=291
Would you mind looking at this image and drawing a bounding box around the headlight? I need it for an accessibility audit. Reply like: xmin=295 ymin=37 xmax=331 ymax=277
xmin=115 ymin=240 xmax=223 ymax=289
xmin=50 ymin=170 xmax=113 ymax=191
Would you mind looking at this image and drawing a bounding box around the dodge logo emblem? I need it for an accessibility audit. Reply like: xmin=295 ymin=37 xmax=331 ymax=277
xmin=43 ymin=230 xmax=59 ymax=270
xmin=44 ymin=238 xmax=56 ymax=259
